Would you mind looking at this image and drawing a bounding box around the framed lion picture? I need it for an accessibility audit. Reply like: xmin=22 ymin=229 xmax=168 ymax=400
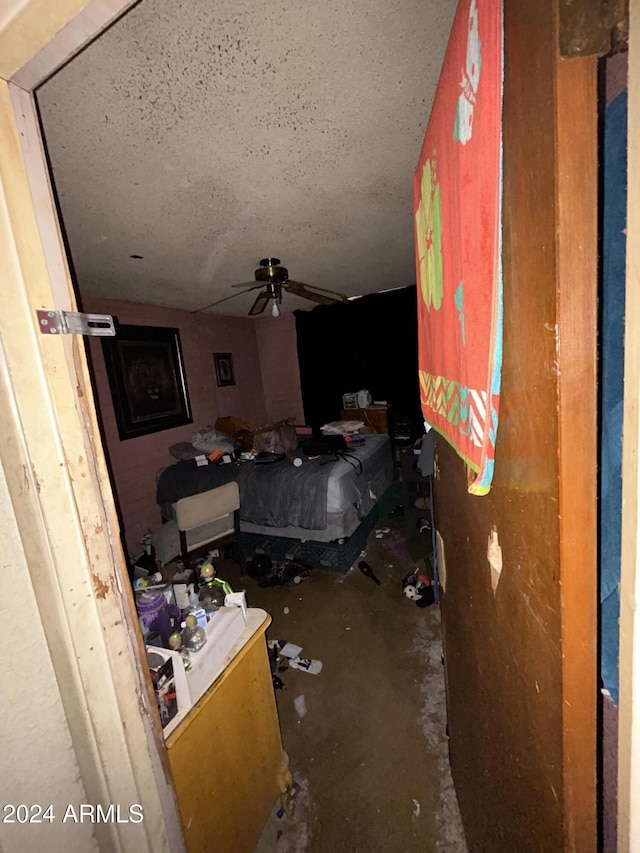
xmin=101 ymin=323 xmax=192 ymax=440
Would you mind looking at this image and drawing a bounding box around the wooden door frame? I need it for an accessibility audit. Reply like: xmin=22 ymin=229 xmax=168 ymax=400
xmin=555 ymin=43 xmax=599 ymax=849
xmin=0 ymin=3 xmax=185 ymax=850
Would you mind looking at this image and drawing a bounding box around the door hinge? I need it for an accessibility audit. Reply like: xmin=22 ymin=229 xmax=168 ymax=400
xmin=37 ymin=310 xmax=115 ymax=336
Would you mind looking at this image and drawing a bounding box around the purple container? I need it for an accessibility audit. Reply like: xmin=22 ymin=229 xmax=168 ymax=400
xmin=136 ymin=590 xmax=181 ymax=649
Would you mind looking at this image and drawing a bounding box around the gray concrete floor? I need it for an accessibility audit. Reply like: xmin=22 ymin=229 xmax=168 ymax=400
xmin=220 ymin=520 xmax=467 ymax=852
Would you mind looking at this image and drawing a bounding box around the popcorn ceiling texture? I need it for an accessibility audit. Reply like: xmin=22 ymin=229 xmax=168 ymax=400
xmin=36 ymin=0 xmax=457 ymax=316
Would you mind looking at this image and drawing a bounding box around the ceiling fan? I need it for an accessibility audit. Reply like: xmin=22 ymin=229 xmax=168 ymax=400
xmin=195 ymin=258 xmax=348 ymax=317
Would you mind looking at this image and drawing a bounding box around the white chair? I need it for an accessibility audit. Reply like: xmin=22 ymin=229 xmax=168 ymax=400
xmin=152 ymin=481 xmax=244 ymax=574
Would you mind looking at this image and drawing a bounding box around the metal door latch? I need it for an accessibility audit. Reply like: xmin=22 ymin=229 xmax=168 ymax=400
xmin=37 ymin=310 xmax=115 ymax=336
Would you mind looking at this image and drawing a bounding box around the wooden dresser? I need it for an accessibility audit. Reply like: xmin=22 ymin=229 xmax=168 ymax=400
xmin=340 ymin=405 xmax=390 ymax=434
xmin=165 ymin=610 xmax=287 ymax=852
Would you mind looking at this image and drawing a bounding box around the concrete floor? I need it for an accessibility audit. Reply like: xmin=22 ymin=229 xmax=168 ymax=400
xmin=220 ymin=521 xmax=467 ymax=852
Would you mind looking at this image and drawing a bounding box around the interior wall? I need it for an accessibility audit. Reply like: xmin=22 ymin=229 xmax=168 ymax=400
xmin=433 ymin=0 xmax=596 ymax=849
xmin=84 ymin=297 xmax=270 ymax=555
xmin=254 ymin=312 xmax=305 ymax=425
xmin=0 ymin=463 xmax=98 ymax=853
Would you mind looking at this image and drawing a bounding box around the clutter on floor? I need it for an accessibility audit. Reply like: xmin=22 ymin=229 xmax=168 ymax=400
xmin=358 ymin=560 xmax=381 ymax=585
xmin=246 ymin=553 xmax=315 ymax=587
xmin=246 ymin=511 xmax=466 ymax=852
xmin=268 ymin=638 xmax=324 ymax=689
xmin=402 ymin=569 xmax=437 ymax=608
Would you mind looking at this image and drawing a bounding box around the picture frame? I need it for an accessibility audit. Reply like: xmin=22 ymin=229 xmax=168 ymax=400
xmin=214 ymin=352 xmax=235 ymax=387
xmin=101 ymin=324 xmax=192 ymax=440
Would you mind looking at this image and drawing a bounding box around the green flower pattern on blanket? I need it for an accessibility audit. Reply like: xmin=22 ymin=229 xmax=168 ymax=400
xmin=455 ymin=282 xmax=466 ymax=346
xmin=416 ymin=153 xmax=443 ymax=311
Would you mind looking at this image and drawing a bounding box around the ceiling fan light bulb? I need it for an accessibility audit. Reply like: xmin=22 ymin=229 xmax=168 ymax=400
xmin=271 ymin=300 xmax=281 ymax=318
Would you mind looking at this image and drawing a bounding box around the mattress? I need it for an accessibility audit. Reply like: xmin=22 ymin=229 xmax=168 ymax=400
xmin=157 ymin=435 xmax=395 ymax=543
xmin=240 ymin=435 xmax=394 ymax=542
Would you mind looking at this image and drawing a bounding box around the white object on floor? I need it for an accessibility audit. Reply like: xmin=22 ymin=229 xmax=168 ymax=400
xmin=280 ymin=642 xmax=303 ymax=659
xmin=290 ymin=657 xmax=323 ymax=675
xmin=284 ymin=606 xmax=290 ymax=615
xmin=294 ymin=695 xmax=307 ymax=719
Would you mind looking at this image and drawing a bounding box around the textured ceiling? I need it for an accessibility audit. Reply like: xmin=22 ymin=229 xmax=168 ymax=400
xmin=37 ymin=0 xmax=456 ymax=317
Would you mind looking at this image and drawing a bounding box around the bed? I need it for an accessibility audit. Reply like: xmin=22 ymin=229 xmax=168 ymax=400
xmin=156 ymin=434 xmax=395 ymax=544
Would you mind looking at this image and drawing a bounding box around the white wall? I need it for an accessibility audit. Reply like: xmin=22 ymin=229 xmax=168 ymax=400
xmin=0 ymin=464 xmax=98 ymax=853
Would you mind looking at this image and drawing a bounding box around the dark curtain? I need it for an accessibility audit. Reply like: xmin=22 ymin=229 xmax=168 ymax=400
xmin=294 ymin=285 xmax=422 ymax=437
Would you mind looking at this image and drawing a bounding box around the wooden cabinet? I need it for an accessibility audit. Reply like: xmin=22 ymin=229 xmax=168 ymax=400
xmin=340 ymin=405 xmax=390 ymax=434
xmin=165 ymin=610 xmax=286 ymax=853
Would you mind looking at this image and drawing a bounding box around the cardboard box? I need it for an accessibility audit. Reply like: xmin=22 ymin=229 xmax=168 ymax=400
xmin=215 ymin=415 xmax=252 ymax=438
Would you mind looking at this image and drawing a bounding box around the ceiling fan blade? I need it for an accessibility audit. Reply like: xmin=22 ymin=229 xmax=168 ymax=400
xmin=232 ymin=280 xmax=265 ymax=290
xmin=249 ymin=290 xmax=270 ymax=315
xmin=192 ymin=290 xmax=250 ymax=313
xmin=284 ymin=280 xmax=348 ymax=305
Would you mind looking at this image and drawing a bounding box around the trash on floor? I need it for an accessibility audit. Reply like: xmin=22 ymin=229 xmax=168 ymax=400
xmin=335 ymin=565 xmax=355 ymax=584
xmin=269 ymin=640 xmax=303 ymax=659
xmin=358 ymin=561 xmax=381 ymax=585
xmin=247 ymin=554 xmax=315 ymax=587
xmin=402 ymin=570 xmax=436 ymax=608
xmin=268 ymin=640 xmax=286 ymax=689
xmin=294 ymin=694 xmax=308 ymax=718
xmin=289 ymin=657 xmax=323 ymax=675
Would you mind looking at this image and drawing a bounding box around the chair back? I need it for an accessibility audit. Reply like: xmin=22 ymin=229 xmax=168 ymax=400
xmin=174 ymin=482 xmax=240 ymax=532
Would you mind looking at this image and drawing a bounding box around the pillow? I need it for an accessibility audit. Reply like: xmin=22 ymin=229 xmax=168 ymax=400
xmin=168 ymin=441 xmax=200 ymax=461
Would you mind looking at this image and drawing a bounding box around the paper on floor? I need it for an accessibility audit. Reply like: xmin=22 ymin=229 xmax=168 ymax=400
xmin=290 ymin=657 xmax=323 ymax=675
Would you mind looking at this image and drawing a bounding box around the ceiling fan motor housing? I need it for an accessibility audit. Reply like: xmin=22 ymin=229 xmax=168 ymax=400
xmin=255 ymin=258 xmax=288 ymax=282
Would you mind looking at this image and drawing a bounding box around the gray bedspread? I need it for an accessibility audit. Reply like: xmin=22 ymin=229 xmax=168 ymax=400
xmin=156 ymin=456 xmax=334 ymax=529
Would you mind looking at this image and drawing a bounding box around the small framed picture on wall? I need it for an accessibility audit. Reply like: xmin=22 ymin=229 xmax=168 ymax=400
xmin=214 ymin=352 xmax=235 ymax=387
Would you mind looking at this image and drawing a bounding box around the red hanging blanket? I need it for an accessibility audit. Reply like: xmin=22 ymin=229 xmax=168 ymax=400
xmin=413 ymin=0 xmax=503 ymax=494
